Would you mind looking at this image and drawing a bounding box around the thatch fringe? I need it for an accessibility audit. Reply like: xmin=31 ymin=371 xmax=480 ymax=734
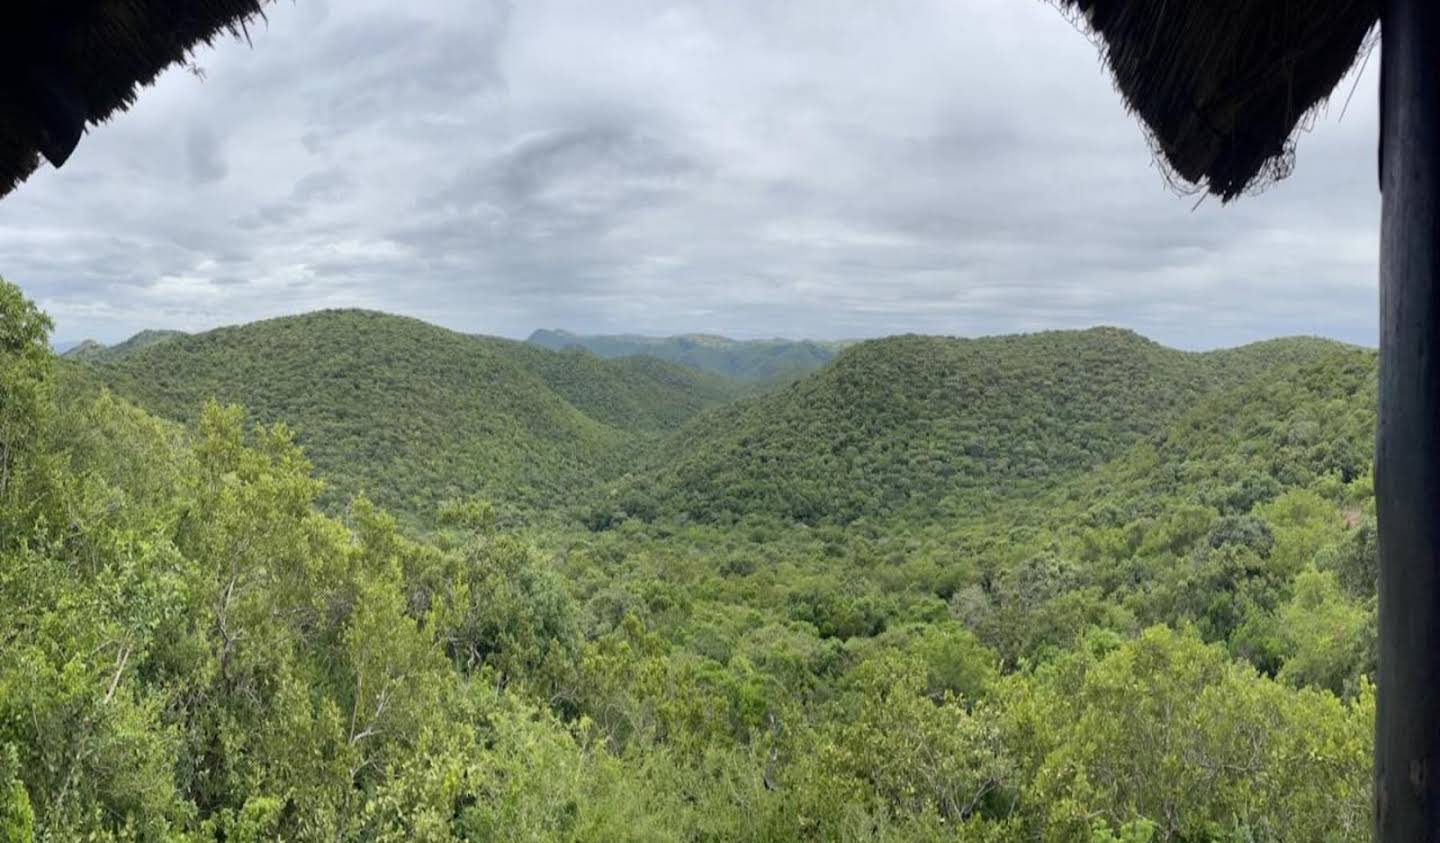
xmin=1056 ymin=0 xmax=1379 ymax=200
xmin=0 ymin=1 xmax=274 ymax=199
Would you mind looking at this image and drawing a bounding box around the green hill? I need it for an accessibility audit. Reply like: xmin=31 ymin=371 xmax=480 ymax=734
xmin=75 ymin=315 xmax=1361 ymax=532
xmin=60 ymin=328 xmax=187 ymax=361
xmin=494 ymin=341 xmax=742 ymax=433
xmin=60 ymin=339 xmax=108 ymax=359
xmin=526 ymin=328 xmax=850 ymax=384
xmin=75 ymin=310 xmax=738 ymax=521
xmin=1070 ymin=344 xmax=1377 ymax=517
xmin=598 ymin=328 xmax=1361 ymax=526
xmin=936 ymin=341 xmax=1378 ymax=555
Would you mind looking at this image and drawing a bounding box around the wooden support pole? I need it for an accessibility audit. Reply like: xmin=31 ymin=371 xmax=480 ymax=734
xmin=1376 ymin=0 xmax=1440 ymax=838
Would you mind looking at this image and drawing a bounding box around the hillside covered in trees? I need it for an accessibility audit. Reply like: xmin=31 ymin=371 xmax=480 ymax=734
xmin=600 ymin=329 xmax=1367 ymax=526
xmin=70 ymin=311 xmax=741 ymax=522
xmin=2 ymin=278 xmax=1380 ymax=840
xmin=527 ymin=328 xmax=850 ymax=384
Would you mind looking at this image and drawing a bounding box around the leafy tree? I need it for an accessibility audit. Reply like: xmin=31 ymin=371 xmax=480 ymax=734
xmin=0 ymin=745 xmax=34 ymax=843
xmin=1278 ymin=569 xmax=1373 ymax=697
xmin=1012 ymin=627 xmax=1371 ymax=842
xmin=0 ymin=279 xmax=54 ymax=534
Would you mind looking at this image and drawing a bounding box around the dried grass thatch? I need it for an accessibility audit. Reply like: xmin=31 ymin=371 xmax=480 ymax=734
xmin=1058 ymin=0 xmax=1379 ymax=200
xmin=0 ymin=0 xmax=273 ymax=199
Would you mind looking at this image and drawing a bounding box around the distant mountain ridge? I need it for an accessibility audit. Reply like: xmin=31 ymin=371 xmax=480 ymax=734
xmin=526 ymin=328 xmax=853 ymax=383
xmin=62 ymin=329 xmax=188 ymax=361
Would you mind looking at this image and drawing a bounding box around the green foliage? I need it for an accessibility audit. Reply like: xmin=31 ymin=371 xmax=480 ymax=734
xmin=501 ymin=343 xmax=743 ymax=432
xmin=1008 ymin=627 xmax=1372 ymax=841
xmin=1088 ymin=818 xmax=1156 ymax=843
xmin=0 ymin=278 xmax=55 ymax=533
xmin=857 ymin=622 xmax=998 ymax=700
xmin=609 ymin=328 xmax=1365 ymax=526
xmin=1278 ymin=569 xmax=1374 ymax=696
xmin=76 ymin=310 xmax=740 ymax=524
xmin=436 ymin=496 xmax=498 ymax=534
xmin=0 ymin=282 xmax=1385 ymax=840
xmin=0 ymin=746 xmax=34 ymax=843
xmin=432 ymin=535 xmax=581 ymax=692
xmin=826 ymin=653 xmax=1011 ymax=821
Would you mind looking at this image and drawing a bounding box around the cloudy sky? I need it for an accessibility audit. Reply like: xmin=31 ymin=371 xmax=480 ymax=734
xmin=2 ymin=0 xmax=1380 ymax=349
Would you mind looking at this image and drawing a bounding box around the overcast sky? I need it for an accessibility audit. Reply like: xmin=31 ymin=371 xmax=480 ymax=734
xmin=1 ymin=0 xmax=1380 ymax=349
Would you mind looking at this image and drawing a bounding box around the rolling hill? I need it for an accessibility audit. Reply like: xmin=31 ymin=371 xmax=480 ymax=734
xmin=73 ymin=310 xmax=740 ymax=521
xmin=73 ymin=312 xmax=1368 ymax=534
xmin=496 ymin=341 xmax=742 ymax=433
xmin=1070 ymin=343 xmax=1377 ymax=515
xmin=526 ymin=328 xmax=851 ymax=384
xmin=596 ymin=328 xmax=1366 ymax=526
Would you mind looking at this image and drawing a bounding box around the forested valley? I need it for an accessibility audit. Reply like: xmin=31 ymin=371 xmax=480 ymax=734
xmin=2 ymin=278 xmax=1377 ymax=841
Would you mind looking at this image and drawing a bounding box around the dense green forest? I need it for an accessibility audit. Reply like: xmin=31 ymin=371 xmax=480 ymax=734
xmin=2 ymin=277 xmax=1378 ymax=841
xmin=526 ymin=329 xmax=849 ymax=385
xmin=71 ymin=311 xmax=740 ymax=523
xmin=599 ymin=330 xmax=1363 ymax=526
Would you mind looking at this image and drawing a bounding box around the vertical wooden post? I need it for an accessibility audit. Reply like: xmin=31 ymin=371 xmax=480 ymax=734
xmin=1376 ymin=0 xmax=1440 ymax=838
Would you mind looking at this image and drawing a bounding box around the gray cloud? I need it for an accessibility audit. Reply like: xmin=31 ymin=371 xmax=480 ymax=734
xmin=0 ymin=0 xmax=1380 ymax=349
xmin=186 ymin=126 xmax=228 ymax=184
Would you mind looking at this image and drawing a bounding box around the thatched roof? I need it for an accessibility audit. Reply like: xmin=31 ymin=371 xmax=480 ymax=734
xmin=0 ymin=0 xmax=271 ymax=199
xmin=1059 ymin=0 xmax=1379 ymax=200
